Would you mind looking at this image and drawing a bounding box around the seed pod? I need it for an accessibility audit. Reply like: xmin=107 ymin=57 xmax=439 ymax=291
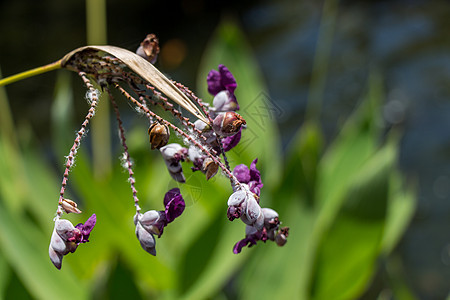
xmin=148 ymin=122 xmax=170 ymax=149
xmin=203 ymin=158 xmax=218 ymax=180
xmin=212 ymin=112 xmax=246 ymax=137
xmin=136 ymin=34 xmax=160 ymax=64
xmin=275 ymin=227 xmax=289 ymax=247
xmin=61 ymin=198 xmax=82 ymax=214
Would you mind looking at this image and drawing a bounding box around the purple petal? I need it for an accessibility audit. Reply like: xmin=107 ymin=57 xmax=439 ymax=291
xmin=233 ymin=164 xmax=251 ymax=183
xmin=222 ymin=128 xmax=241 ymax=152
xmin=75 ymin=214 xmax=96 ymax=243
xmin=207 ymin=69 xmax=222 ymax=95
xmin=248 ymin=181 xmax=263 ymax=197
xmin=218 ymin=65 xmax=237 ymax=95
xmin=164 ymin=188 xmax=185 ymax=223
xmin=232 ymin=237 xmax=257 ymax=254
xmin=164 ymin=188 xmax=181 ymax=207
xmin=249 ymin=159 xmax=262 ymax=183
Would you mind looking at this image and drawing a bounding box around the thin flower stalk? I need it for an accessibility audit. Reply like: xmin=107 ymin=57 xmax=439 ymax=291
xmin=107 ymin=88 xmax=141 ymax=213
xmin=56 ymin=71 xmax=99 ymax=219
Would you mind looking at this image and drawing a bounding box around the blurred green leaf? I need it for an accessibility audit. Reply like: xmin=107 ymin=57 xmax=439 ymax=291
xmin=51 ymin=70 xmax=74 ymax=157
xmin=284 ymin=120 xmax=324 ymax=205
xmin=382 ymin=170 xmax=417 ymax=255
xmin=310 ymin=143 xmax=395 ymax=300
xmin=0 ymin=253 xmax=10 ymax=299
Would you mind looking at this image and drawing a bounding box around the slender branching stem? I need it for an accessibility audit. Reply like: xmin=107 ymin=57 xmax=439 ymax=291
xmin=107 ymin=88 xmax=141 ymax=213
xmin=55 ymin=72 xmax=99 ymax=219
xmin=0 ymin=60 xmax=62 ymax=87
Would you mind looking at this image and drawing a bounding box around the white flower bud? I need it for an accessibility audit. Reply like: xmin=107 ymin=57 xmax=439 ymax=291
xmin=135 ymin=222 xmax=157 ymax=256
xmin=55 ymin=219 xmax=75 ymax=240
xmin=49 ymin=245 xmax=63 ymax=270
xmin=227 ymin=190 xmax=247 ymax=206
xmin=50 ymin=228 xmax=67 ymax=254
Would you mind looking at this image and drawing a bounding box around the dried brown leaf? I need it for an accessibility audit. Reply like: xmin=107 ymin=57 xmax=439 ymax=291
xmin=60 ymin=45 xmax=209 ymax=124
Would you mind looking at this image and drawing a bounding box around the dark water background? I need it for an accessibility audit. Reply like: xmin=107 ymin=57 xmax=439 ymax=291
xmin=1 ymin=0 xmax=449 ymax=298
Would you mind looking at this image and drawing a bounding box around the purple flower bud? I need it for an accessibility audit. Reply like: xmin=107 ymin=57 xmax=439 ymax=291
xmin=233 ymin=158 xmax=263 ymax=196
xmin=163 ymin=188 xmax=185 ymax=223
xmin=233 ymin=164 xmax=251 ymax=184
xmin=134 ymin=189 xmax=185 ymax=255
xmin=138 ymin=210 xmax=164 ymax=236
xmin=262 ymin=208 xmax=279 ymax=227
xmin=207 ymin=65 xmax=237 ymax=99
xmin=212 ymin=112 xmax=246 ymax=137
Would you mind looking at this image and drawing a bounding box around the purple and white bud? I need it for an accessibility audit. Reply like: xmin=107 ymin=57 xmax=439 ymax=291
xmin=241 ymin=195 xmax=264 ymax=231
xmin=212 ymin=90 xmax=238 ymax=112
xmin=262 ymin=208 xmax=279 ymax=227
xmin=55 ymin=219 xmax=76 ymax=240
xmin=137 ymin=210 xmax=165 ymax=236
xmin=135 ymin=220 xmax=157 ymax=256
xmin=50 ymin=227 xmax=69 ymax=255
xmin=49 ymin=214 xmax=96 ymax=269
xmin=160 ymin=143 xmax=187 ymax=183
xmin=227 ymin=189 xmax=247 ymax=221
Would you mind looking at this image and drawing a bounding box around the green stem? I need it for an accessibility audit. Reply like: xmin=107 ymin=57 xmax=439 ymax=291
xmin=0 ymin=60 xmax=62 ymax=87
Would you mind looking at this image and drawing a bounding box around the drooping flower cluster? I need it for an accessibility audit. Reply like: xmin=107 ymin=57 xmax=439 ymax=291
xmin=227 ymin=160 xmax=289 ymax=253
xmin=48 ymin=34 xmax=288 ymax=269
xmin=134 ymin=188 xmax=185 ymax=255
xmin=49 ymin=214 xmax=96 ymax=269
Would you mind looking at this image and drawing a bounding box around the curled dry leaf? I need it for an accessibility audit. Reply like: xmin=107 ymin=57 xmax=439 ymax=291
xmin=60 ymin=45 xmax=209 ymax=124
